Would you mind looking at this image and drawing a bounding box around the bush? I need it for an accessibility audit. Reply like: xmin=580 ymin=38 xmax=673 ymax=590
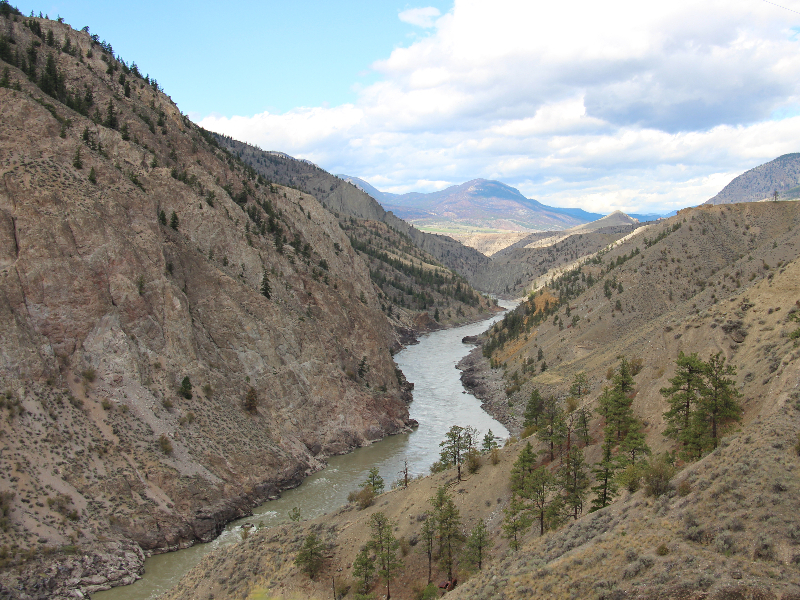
xmin=244 ymin=386 xmax=258 ymax=413
xmin=677 ymin=480 xmax=691 ymax=497
xmin=656 ymin=544 xmax=669 ymax=556
xmin=82 ymin=368 xmax=96 ymax=383
xmin=178 ymin=376 xmax=192 ymax=399
xmin=490 ymin=448 xmax=500 ymax=465
xmin=466 ymin=448 xmax=481 ymax=474
xmin=643 ymin=456 xmax=675 ymax=497
xmin=347 ymin=485 xmax=375 ymax=510
xmin=158 ymin=434 xmax=173 ymax=455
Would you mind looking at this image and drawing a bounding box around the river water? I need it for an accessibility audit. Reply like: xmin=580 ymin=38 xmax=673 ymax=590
xmin=94 ymin=304 xmax=513 ymax=600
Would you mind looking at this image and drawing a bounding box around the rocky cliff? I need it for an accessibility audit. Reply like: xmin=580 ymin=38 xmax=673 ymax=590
xmin=0 ymin=13 xmax=412 ymax=598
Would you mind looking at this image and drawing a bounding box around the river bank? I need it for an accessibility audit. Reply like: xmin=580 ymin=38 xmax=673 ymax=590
xmin=92 ymin=305 xmax=512 ymax=600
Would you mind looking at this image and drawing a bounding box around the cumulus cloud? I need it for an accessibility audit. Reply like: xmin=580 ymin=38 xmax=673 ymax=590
xmin=398 ymin=7 xmax=441 ymax=28
xmin=200 ymin=0 xmax=800 ymax=214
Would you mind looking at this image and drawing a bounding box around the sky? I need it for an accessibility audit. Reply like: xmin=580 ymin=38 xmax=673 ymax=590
xmin=18 ymin=0 xmax=800 ymax=214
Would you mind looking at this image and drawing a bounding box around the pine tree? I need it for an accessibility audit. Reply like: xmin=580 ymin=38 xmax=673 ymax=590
xmin=619 ymin=418 xmax=650 ymax=465
xmin=295 ymin=533 xmax=325 ymax=579
xmin=363 ymin=466 xmax=384 ymax=494
xmin=501 ymin=494 xmax=531 ymax=551
xmin=430 ymin=486 xmax=463 ymax=581
xmin=421 ymin=512 xmax=436 ymax=583
xmin=590 ymin=437 xmax=617 ymax=512
xmin=558 ymin=448 xmax=590 ymax=520
xmin=439 ymin=425 xmax=476 ymax=481
xmin=72 ymin=147 xmax=82 ymax=169
xmin=481 ymin=429 xmax=499 ymax=453
xmin=170 ymin=211 xmax=179 ymax=230
xmin=537 ymin=396 xmax=565 ymax=462
xmin=352 ymin=545 xmax=375 ymax=595
xmin=464 ymin=520 xmax=492 ymax=571
xmin=103 ymin=98 xmax=118 ymax=129
xmin=88 ymin=167 xmax=97 ymax=184
xmin=660 ymin=351 xmax=706 ymax=454
xmin=260 ymin=270 xmax=271 ymax=298
xmin=368 ymin=512 xmax=403 ymax=599
xmin=158 ymin=209 xmax=167 ymax=226
xmin=523 ymin=388 xmax=544 ymax=428
xmin=569 ymin=371 xmax=589 ymax=401
xmin=528 ymin=466 xmax=556 ymax=535
xmin=698 ymin=352 xmax=742 ymax=450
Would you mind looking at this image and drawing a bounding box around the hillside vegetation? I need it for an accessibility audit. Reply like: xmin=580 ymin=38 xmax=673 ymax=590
xmin=706 ymin=153 xmax=800 ymax=205
xmin=164 ymin=201 xmax=800 ymax=599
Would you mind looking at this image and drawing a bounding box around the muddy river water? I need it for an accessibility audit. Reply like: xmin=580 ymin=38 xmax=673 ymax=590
xmin=94 ymin=302 xmax=513 ymax=600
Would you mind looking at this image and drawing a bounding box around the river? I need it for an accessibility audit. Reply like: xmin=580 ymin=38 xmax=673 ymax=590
xmin=93 ymin=302 xmax=513 ymax=600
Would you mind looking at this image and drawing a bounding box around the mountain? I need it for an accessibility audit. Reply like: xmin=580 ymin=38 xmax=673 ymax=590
xmin=340 ymin=176 xmax=605 ymax=233
xmin=706 ymin=152 xmax=800 ymax=205
xmin=0 ymin=13 xmax=434 ymax=598
xmin=165 ymin=200 xmax=800 ymax=600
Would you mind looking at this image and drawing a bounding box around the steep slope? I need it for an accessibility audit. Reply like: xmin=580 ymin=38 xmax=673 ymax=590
xmin=163 ymin=204 xmax=800 ymax=600
xmin=213 ymin=137 xmax=491 ymax=281
xmin=706 ymin=153 xmax=800 ymax=205
xmin=0 ymin=13 xmax=413 ymax=598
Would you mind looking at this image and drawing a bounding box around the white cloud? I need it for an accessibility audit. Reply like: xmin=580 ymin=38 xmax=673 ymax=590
xmin=398 ymin=7 xmax=441 ymax=28
xmin=200 ymin=0 xmax=800 ymax=214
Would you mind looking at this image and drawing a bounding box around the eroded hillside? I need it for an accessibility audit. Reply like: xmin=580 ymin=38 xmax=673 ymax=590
xmin=0 ymin=13 xmax=416 ymax=598
xmin=162 ymin=202 xmax=800 ymax=599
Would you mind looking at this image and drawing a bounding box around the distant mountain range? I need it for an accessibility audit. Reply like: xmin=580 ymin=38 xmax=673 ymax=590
xmin=340 ymin=176 xmax=672 ymax=233
xmin=705 ymin=153 xmax=800 ymax=204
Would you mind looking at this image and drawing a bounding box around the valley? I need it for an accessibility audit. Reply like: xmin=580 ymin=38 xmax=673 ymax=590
xmin=0 ymin=8 xmax=799 ymax=600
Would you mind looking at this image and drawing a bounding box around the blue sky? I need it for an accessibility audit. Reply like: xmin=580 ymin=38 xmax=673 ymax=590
xmin=14 ymin=1 xmax=800 ymax=214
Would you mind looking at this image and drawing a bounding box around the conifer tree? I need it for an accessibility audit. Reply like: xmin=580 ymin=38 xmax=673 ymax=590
xmin=439 ymin=425 xmax=476 ymax=481
xmin=538 ymin=396 xmax=565 ymax=462
xmin=368 ymin=512 xmax=403 ymax=599
xmin=697 ymin=352 xmax=742 ymax=450
xmin=660 ymin=351 xmax=706 ymax=454
xmin=421 ymin=513 xmax=436 ymax=583
xmin=558 ymin=448 xmax=590 ymax=520
xmin=295 ymin=533 xmax=325 ymax=579
xmin=590 ymin=437 xmax=617 ymax=512
xmin=170 ymin=211 xmax=179 ymax=230
xmin=363 ymin=466 xmax=384 ymax=494
xmin=260 ymin=269 xmax=271 ymax=298
xmin=352 ymin=545 xmax=375 ymax=595
xmin=501 ymin=494 xmax=531 ymax=551
xmin=482 ymin=429 xmax=500 ymax=453
xmin=430 ymin=487 xmax=463 ymax=581
xmin=464 ymin=520 xmax=492 ymax=571
xmin=523 ymin=388 xmax=544 ymax=428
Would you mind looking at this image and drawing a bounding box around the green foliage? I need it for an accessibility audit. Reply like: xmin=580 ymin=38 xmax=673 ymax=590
xmin=363 ymin=467 xmax=384 ymax=494
xmin=295 ymin=533 xmax=325 ymax=579
xmin=103 ymin=99 xmax=118 ymax=129
xmin=348 ymin=485 xmax=375 ymax=510
xmin=481 ymin=429 xmax=500 ymax=453
xmin=260 ymin=270 xmax=271 ymax=299
xmin=523 ymin=388 xmax=544 ymax=428
xmin=558 ymin=448 xmax=590 ymax=519
xmin=439 ymin=424 xmax=477 ymax=481
xmin=502 ymin=494 xmax=532 ymax=551
xmin=169 ymin=211 xmax=179 ymax=230
xmin=358 ymin=356 xmax=369 ymax=379
xmin=429 ymin=487 xmax=463 ymax=580
xmin=288 ymin=506 xmax=301 ymax=522
xmin=642 ymin=455 xmax=676 ymax=497
xmin=88 ymin=166 xmax=97 ymax=184
xmin=178 ymin=376 xmax=192 ymax=399
xmin=537 ymin=396 xmax=565 ymax=462
xmin=368 ymin=512 xmax=403 ymax=599
xmin=72 ymin=147 xmax=82 ymax=169
xmin=158 ymin=434 xmax=173 ymax=455
xmin=352 ymin=545 xmax=375 ymax=595
xmin=463 ymin=520 xmax=492 ymax=571
xmin=158 ymin=209 xmax=167 ymax=226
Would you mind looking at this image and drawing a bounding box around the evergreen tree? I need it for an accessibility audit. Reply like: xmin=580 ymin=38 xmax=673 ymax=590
xmin=574 ymin=407 xmax=591 ymax=447
xmin=420 ymin=512 xmax=436 ymax=583
xmin=537 ymin=396 xmax=565 ymax=462
xmin=523 ymin=388 xmax=544 ymax=428
xmin=103 ymin=98 xmax=118 ymax=129
xmin=179 ymin=376 xmax=192 ymax=399
xmin=295 ymin=533 xmax=325 ymax=579
xmin=368 ymin=512 xmax=403 ymax=600
xmin=698 ymin=352 xmax=742 ymax=450
xmin=660 ymin=351 xmax=706 ymax=453
xmin=558 ymin=448 xmax=590 ymax=520
xmin=481 ymin=429 xmax=499 ymax=453
xmin=430 ymin=486 xmax=463 ymax=581
xmin=528 ymin=466 xmax=556 ymax=535
xmin=72 ymin=147 xmax=82 ymax=169
xmin=590 ymin=437 xmax=617 ymax=512
xmin=439 ymin=425 xmax=476 ymax=481
xmin=352 ymin=545 xmax=375 ymax=595
xmin=170 ymin=211 xmax=179 ymax=230
xmin=569 ymin=371 xmax=589 ymax=402
xmin=501 ymin=494 xmax=531 ymax=551
xmin=158 ymin=209 xmax=167 ymax=226
xmin=464 ymin=520 xmax=492 ymax=571
xmin=88 ymin=166 xmax=97 ymax=184
xmin=260 ymin=269 xmax=271 ymax=298
xmin=363 ymin=466 xmax=384 ymax=494
xmin=619 ymin=419 xmax=650 ymax=465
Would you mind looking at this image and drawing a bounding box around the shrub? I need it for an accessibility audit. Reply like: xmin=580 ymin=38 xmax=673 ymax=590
xmin=161 ymin=398 xmax=173 ymax=410
xmin=82 ymin=368 xmax=96 ymax=383
xmin=490 ymin=448 xmax=500 ymax=465
xmin=158 ymin=434 xmax=173 ymax=455
xmin=178 ymin=376 xmax=192 ymax=399
xmin=643 ymin=456 xmax=675 ymax=497
xmin=677 ymin=480 xmax=691 ymax=497
xmin=656 ymin=544 xmax=669 ymax=556
xmin=466 ymin=448 xmax=481 ymax=474
xmin=100 ymin=399 xmax=111 ymax=410
xmin=244 ymin=386 xmax=258 ymax=413
xmin=347 ymin=485 xmax=375 ymax=510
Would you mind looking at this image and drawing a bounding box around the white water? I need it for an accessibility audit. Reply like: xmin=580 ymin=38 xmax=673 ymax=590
xmin=93 ymin=302 xmax=513 ymax=600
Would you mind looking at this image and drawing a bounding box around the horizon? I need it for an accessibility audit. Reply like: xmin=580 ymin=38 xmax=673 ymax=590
xmin=14 ymin=0 xmax=800 ymax=214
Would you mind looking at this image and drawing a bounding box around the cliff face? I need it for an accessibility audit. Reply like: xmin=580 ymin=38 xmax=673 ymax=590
xmin=0 ymin=14 xmax=411 ymax=598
